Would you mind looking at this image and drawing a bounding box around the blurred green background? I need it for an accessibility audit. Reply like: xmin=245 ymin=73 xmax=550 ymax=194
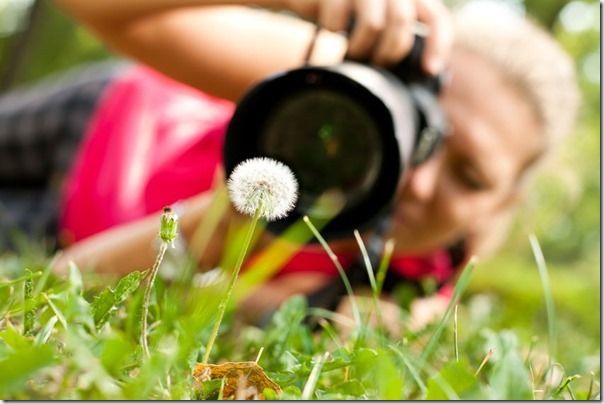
xmin=0 ymin=0 xmax=599 ymax=375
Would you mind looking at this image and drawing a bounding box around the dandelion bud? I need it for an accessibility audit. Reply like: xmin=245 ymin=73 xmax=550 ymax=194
xmin=227 ymin=157 xmax=298 ymax=221
xmin=159 ymin=206 xmax=178 ymax=246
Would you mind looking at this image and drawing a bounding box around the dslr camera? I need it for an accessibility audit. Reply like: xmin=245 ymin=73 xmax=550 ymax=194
xmin=224 ymin=37 xmax=447 ymax=239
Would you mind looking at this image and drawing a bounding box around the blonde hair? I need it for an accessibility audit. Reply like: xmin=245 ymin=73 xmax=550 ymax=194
xmin=451 ymin=2 xmax=580 ymax=256
xmin=453 ymin=2 xmax=580 ymax=151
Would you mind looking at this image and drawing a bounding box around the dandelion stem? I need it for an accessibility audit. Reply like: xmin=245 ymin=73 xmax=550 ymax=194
xmin=203 ymin=210 xmax=260 ymax=363
xmin=141 ymin=207 xmax=177 ymax=359
xmin=141 ymin=241 xmax=168 ymax=359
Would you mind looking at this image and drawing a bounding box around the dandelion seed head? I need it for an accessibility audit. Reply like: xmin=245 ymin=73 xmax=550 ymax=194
xmin=227 ymin=157 xmax=298 ymax=221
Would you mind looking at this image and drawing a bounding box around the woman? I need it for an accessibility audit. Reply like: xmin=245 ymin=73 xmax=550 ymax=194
xmin=0 ymin=1 xmax=578 ymax=324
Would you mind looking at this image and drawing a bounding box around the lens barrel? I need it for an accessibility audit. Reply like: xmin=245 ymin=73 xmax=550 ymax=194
xmin=224 ymin=61 xmax=444 ymax=239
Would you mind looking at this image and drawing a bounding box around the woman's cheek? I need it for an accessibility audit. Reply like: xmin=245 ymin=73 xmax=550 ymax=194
xmin=436 ymin=177 xmax=484 ymax=232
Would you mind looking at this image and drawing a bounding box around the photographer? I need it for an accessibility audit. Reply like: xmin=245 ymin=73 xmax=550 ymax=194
xmin=0 ymin=1 xmax=578 ymax=326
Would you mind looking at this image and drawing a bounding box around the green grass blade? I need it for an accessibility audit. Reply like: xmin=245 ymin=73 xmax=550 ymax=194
xmin=353 ymin=230 xmax=376 ymax=292
xmin=388 ymin=344 xmax=427 ymax=394
xmin=418 ymin=257 xmax=477 ymax=369
xmin=303 ymin=216 xmax=362 ymax=329
xmin=375 ymin=239 xmax=394 ymax=296
xmin=528 ymin=234 xmax=557 ymax=361
xmin=302 ymin=352 xmax=329 ymax=400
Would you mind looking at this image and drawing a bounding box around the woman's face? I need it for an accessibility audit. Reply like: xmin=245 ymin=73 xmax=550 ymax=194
xmin=388 ymin=48 xmax=543 ymax=255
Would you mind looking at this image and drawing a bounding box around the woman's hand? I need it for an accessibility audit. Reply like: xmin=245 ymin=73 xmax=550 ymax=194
xmin=332 ymin=289 xmax=450 ymax=339
xmin=284 ymin=0 xmax=452 ymax=74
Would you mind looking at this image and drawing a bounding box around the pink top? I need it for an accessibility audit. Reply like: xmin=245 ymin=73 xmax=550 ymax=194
xmin=60 ymin=65 xmax=459 ymax=292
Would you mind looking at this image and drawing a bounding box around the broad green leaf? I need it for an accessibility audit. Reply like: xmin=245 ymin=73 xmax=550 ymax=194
xmin=0 ymin=344 xmax=55 ymax=396
xmin=63 ymin=331 xmax=121 ymax=398
xmin=49 ymin=291 xmax=94 ymax=332
xmin=34 ymin=316 xmax=58 ymax=346
xmin=263 ymin=387 xmax=278 ymax=400
xmin=99 ymin=333 xmax=136 ymax=377
xmin=331 ymin=380 xmax=365 ymax=396
xmin=375 ymin=350 xmax=405 ymax=399
xmin=484 ymin=330 xmax=532 ymax=400
xmin=113 ymin=271 xmax=144 ymax=303
xmin=91 ymin=271 xmax=143 ymax=329
xmin=91 ymin=288 xmax=116 ymax=328
xmin=68 ymin=262 xmax=83 ymax=295
xmin=265 ymin=295 xmax=307 ymax=360
xmin=195 ymin=378 xmax=222 ymax=400
xmin=352 ymin=347 xmax=378 ymax=378
xmin=426 ymin=360 xmax=477 ymax=400
xmin=0 ymin=323 xmax=30 ymax=350
xmin=122 ymin=335 xmax=178 ymax=399
xmin=279 ymin=385 xmax=302 ymax=399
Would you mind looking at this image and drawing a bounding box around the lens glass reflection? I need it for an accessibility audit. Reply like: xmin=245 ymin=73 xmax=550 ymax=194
xmin=260 ymin=89 xmax=382 ymax=213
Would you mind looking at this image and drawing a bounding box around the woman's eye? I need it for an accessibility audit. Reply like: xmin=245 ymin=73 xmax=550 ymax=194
xmin=460 ymin=173 xmax=485 ymax=191
xmin=454 ymin=165 xmax=486 ymax=191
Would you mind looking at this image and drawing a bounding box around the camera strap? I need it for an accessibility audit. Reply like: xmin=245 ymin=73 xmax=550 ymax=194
xmin=302 ymin=24 xmax=322 ymax=65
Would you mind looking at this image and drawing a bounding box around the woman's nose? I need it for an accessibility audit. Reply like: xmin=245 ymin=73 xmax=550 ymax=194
xmin=404 ymin=154 xmax=442 ymax=202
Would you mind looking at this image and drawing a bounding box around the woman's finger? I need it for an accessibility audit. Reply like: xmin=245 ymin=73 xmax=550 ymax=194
xmin=347 ymin=0 xmax=387 ymax=60
xmin=415 ymin=0 xmax=453 ymax=75
xmin=371 ymin=0 xmax=416 ymax=66
xmin=318 ymin=0 xmax=353 ymax=33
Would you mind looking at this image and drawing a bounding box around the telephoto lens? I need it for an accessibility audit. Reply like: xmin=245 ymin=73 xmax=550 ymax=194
xmin=223 ymin=41 xmax=446 ymax=239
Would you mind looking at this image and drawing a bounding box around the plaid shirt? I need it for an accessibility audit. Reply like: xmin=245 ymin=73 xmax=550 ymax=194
xmin=0 ymin=61 xmax=124 ymax=250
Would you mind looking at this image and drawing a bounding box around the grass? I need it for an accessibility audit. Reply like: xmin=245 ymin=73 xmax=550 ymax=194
xmin=0 ymin=213 xmax=600 ymax=399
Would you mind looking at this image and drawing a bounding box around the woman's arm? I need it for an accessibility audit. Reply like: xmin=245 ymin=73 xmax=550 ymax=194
xmin=54 ymin=2 xmax=347 ymax=101
xmin=54 ymin=192 xmax=227 ymax=276
xmin=54 ymin=0 xmax=451 ymax=101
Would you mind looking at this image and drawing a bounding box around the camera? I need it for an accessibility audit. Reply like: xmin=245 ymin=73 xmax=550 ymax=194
xmin=223 ymin=37 xmax=447 ymax=239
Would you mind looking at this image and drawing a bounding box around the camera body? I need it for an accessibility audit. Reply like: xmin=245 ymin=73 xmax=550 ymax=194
xmin=224 ymin=47 xmax=446 ymax=239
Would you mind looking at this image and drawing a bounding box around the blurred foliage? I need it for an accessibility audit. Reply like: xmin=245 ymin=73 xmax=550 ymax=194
xmin=0 ymin=0 xmax=600 ymax=381
xmin=0 ymin=259 xmax=599 ymax=399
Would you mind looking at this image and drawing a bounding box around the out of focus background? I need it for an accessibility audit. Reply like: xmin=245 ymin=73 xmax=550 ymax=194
xmin=0 ymin=0 xmax=599 ymax=376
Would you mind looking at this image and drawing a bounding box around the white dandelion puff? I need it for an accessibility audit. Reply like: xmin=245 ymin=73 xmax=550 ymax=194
xmin=193 ymin=267 xmax=227 ymax=288
xmin=227 ymin=157 xmax=298 ymax=221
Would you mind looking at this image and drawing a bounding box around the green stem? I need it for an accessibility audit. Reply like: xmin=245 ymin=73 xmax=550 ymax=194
xmin=141 ymin=241 xmax=168 ymax=359
xmin=0 ymin=271 xmax=41 ymax=289
xmin=23 ymin=269 xmax=34 ymax=336
xmin=303 ymin=216 xmax=362 ymax=329
xmin=203 ymin=210 xmax=260 ymax=363
xmin=375 ymin=239 xmax=394 ymax=296
xmin=353 ymin=230 xmax=383 ymax=332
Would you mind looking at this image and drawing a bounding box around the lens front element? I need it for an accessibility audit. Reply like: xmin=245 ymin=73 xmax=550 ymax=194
xmin=260 ymin=89 xmax=382 ymax=215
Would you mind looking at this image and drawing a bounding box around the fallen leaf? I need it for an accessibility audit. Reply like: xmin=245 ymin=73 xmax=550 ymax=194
xmin=193 ymin=361 xmax=281 ymax=399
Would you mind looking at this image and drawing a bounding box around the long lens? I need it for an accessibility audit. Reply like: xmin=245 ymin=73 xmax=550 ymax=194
xmin=224 ymin=63 xmax=417 ymax=238
xmin=259 ymin=89 xmax=382 ymax=214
